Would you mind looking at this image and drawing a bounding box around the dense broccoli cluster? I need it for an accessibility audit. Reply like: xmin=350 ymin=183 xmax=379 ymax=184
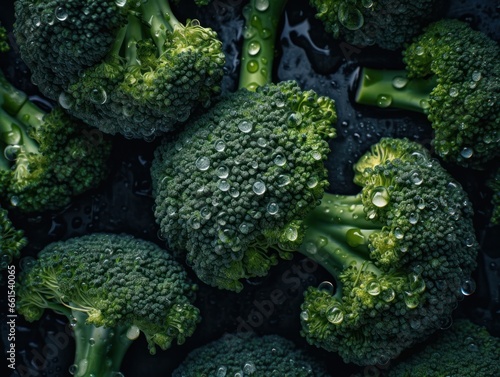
xmin=13 ymin=0 xmax=225 ymax=138
xmin=17 ymin=233 xmax=201 ymax=376
xmin=309 ymin=0 xmax=441 ymax=51
xmin=0 ymin=204 xmax=26 ymax=268
xmin=152 ymin=80 xmax=336 ymax=292
xmin=173 ymin=333 xmax=330 ymax=376
xmin=298 ymin=138 xmax=479 ymax=365
xmin=387 ymin=319 xmax=500 ymax=376
xmin=355 ymin=19 xmax=500 ymax=168
xmin=487 ymin=167 xmax=500 ymax=225
xmin=0 ymin=68 xmax=111 ymax=212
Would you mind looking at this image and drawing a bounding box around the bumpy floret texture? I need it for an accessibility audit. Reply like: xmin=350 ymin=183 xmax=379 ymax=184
xmin=66 ymin=20 xmax=225 ymax=138
xmin=173 ymin=333 xmax=330 ymax=376
xmin=13 ymin=0 xmax=129 ymax=98
xmin=487 ymin=167 xmax=500 ymax=224
xmin=403 ymin=19 xmax=500 ymax=168
xmin=387 ymin=319 xmax=500 ymax=376
xmin=16 ymin=233 xmax=200 ymax=352
xmin=300 ymin=138 xmax=479 ymax=365
xmin=309 ymin=0 xmax=439 ymax=51
xmin=151 ymin=81 xmax=336 ymax=292
xmin=0 ymin=204 xmax=26 ymax=268
xmin=1 ymin=107 xmax=112 ymax=212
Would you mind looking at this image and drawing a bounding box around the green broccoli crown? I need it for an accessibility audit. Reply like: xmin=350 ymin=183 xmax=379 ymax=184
xmin=17 ymin=233 xmax=201 ymax=353
xmin=0 ymin=69 xmax=112 ymax=212
xmin=14 ymin=0 xmax=225 ymax=139
xmin=387 ymin=319 xmax=500 ymax=376
xmin=298 ymin=138 xmax=479 ymax=365
xmin=0 ymin=204 xmax=26 ymax=268
xmin=151 ymin=81 xmax=336 ymax=292
xmin=173 ymin=333 xmax=330 ymax=376
xmin=309 ymin=0 xmax=439 ymax=51
xmin=403 ymin=19 xmax=500 ymax=167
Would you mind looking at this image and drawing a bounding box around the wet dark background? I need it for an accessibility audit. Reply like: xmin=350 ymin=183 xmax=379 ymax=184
xmin=1 ymin=0 xmax=499 ymax=376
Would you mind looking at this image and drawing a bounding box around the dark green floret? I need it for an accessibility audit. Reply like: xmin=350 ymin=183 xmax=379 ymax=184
xmin=0 ymin=204 xmax=26 ymax=268
xmin=487 ymin=167 xmax=500 ymax=225
xmin=309 ymin=0 xmax=441 ymax=51
xmin=151 ymin=81 xmax=336 ymax=292
xmin=298 ymin=138 xmax=479 ymax=365
xmin=16 ymin=233 xmax=201 ymax=377
xmin=387 ymin=319 xmax=500 ymax=376
xmin=355 ymin=19 xmax=500 ymax=168
xmin=173 ymin=333 xmax=330 ymax=376
xmin=0 ymin=68 xmax=111 ymax=213
xmin=13 ymin=0 xmax=225 ymax=139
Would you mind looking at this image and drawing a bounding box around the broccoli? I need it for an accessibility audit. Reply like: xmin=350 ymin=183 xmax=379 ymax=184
xmin=386 ymin=319 xmax=500 ymax=376
xmin=0 ymin=203 xmax=26 ymax=268
xmin=16 ymin=233 xmax=201 ymax=377
xmin=0 ymin=67 xmax=112 ymax=213
xmin=354 ymin=19 xmax=500 ymax=169
xmin=487 ymin=167 xmax=500 ymax=225
xmin=298 ymin=137 xmax=479 ymax=365
xmin=173 ymin=333 xmax=330 ymax=376
xmin=309 ymin=0 xmax=442 ymax=51
xmin=13 ymin=0 xmax=225 ymax=139
xmin=151 ymin=0 xmax=337 ymax=292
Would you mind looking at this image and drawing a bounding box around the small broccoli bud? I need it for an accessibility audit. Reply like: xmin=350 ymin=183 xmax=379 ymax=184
xmin=0 ymin=204 xmax=26 ymax=268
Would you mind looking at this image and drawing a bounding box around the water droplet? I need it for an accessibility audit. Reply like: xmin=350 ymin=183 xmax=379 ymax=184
xmin=267 ymin=202 xmax=279 ymax=215
xmin=243 ymin=361 xmax=256 ymax=374
xmin=449 ymin=87 xmax=459 ymax=97
xmin=252 ymin=180 xmax=266 ymax=195
xmin=239 ymin=223 xmax=253 ymax=234
xmin=288 ymin=112 xmax=303 ymax=126
xmin=126 ymin=326 xmax=140 ymax=340
xmin=247 ymin=60 xmax=259 ymax=73
xmin=277 ymin=175 xmax=290 ymax=186
xmin=460 ymin=147 xmax=473 ymax=159
xmin=404 ymin=292 xmax=419 ymax=309
xmin=303 ymin=241 xmax=317 ymax=255
xmin=471 ymin=71 xmax=482 ymax=82
xmin=54 ymin=6 xmax=68 ymax=21
xmin=273 ymin=154 xmax=286 ymax=166
xmin=381 ymin=288 xmax=395 ymax=302
xmin=366 ymin=280 xmax=381 ymax=295
xmin=338 ymin=3 xmax=364 ymax=30
xmin=311 ymin=151 xmax=322 ymax=160
xmin=409 ymin=274 xmax=426 ymax=294
xmin=10 ymin=196 xmax=19 ymax=207
xmin=285 ymin=226 xmax=298 ymax=241
xmin=420 ymin=99 xmax=430 ymax=111
xmin=394 ymin=227 xmax=404 ymax=239
xmin=216 ymin=366 xmax=227 ymax=377
xmin=115 ymin=0 xmax=127 ymax=7
xmin=371 ymin=186 xmax=390 ymax=207
xmin=377 ymin=94 xmax=392 ymax=108
xmin=257 ymin=137 xmax=267 ymax=147
xmin=409 ymin=213 xmax=419 ymax=224
xmin=4 ymin=145 xmax=21 ymax=161
xmin=238 ymin=121 xmax=253 ymax=133
xmin=69 ymin=364 xmax=78 ymax=375
xmin=460 ymin=278 xmax=476 ymax=295
xmin=90 ymin=87 xmax=107 ymax=104
xmin=415 ymin=45 xmax=425 ymax=56
xmin=248 ymin=41 xmax=261 ymax=56
xmin=89 ymin=338 xmax=95 ymax=346
xmin=300 ymin=311 xmax=309 ymax=321
xmin=214 ymin=140 xmax=226 ymax=152
xmin=361 ymin=0 xmax=374 ymax=8
xmin=58 ymin=92 xmax=74 ymax=109
xmin=216 ymin=165 xmax=229 ymax=178
xmin=229 ymin=187 xmax=240 ymax=198
xmin=218 ymin=180 xmax=230 ymax=191
xmin=327 ymin=306 xmax=344 ymax=324
xmin=195 ymin=156 xmax=210 ymax=171
xmin=392 ymin=76 xmax=408 ymax=89
xmin=318 ymin=281 xmax=334 ymax=294
xmin=255 ymin=0 xmax=269 ymax=11
xmin=307 ymin=176 xmax=318 ymax=188
xmin=411 ymin=172 xmax=423 ymax=185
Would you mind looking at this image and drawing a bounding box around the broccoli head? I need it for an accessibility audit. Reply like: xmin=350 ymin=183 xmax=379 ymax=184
xmin=487 ymin=167 xmax=500 ymax=225
xmin=355 ymin=19 xmax=500 ymax=168
xmin=16 ymin=233 xmax=201 ymax=377
xmin=298 ymin=138 xmax=479 ymax=365
xmin=151 ymin=80 xmax=336 ymax=292
xmin=387 ymin=319 xmax=500 ymax=376
xmin=13 ymin=0 xmax=225 ymax=139
xmin=0 ymin=204 xmax=26 ymax=268
xmin=173 ymin=333 xmax=330 ymax=376
xmin=309 ymin=0 xmax=441 ymax=51
xmin=0 ymin=68 xmax=111 ymax=212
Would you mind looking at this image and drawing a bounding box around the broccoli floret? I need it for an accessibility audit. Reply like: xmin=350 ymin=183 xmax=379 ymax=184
xmin=355 ymin=19 xmax=500 ymax=168
xmin=173 ymin=333 xmax=330 ymax=376
xmin=298 ymin=138 xmax=479 ymax=365
xmin=16 ymin=233 xmax=201 ymax=377
xmin=151 ymin=0 xmax=336 ymax=292
xmin=0 ymin=23 xmax=9 ymax=53
xmin=0 ymin=204 xmax=26 ymax=268
xmin=309 ymin=0 xmax=441 ymax=51
xmin=0 ymin=68 xmax=112 ymax=212
xmin=487 ymin=167 xmax=500 ymax=225
xmin=13 ymin=0 xmax=225 ymax=139
xmin=387 ymin=319 xmax=500 ymax=376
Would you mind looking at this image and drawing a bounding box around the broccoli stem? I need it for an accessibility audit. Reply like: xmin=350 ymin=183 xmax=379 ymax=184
xmin=0 ymin=70 xmax=41 ymax=164
xmin=298 ymin=193 xmax=383 ymax=297
xmin=355 ymin=67 xmax=437 ymax=113
xmin=72 ymin=310 xmax=133 ymax=377
xmin=238 ymin=0 xmax=289 ymax=91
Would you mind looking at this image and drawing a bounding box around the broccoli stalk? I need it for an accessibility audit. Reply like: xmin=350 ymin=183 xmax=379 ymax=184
xmin=354 ymin=19 xmax=500 ymax=168
xmin=17 ymin=233 xmax=201 ymax=377
xmin=296 ymin=138 xmax=479 ymax=365
xmin=238 ymin=0 xmax=289 ymax=91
